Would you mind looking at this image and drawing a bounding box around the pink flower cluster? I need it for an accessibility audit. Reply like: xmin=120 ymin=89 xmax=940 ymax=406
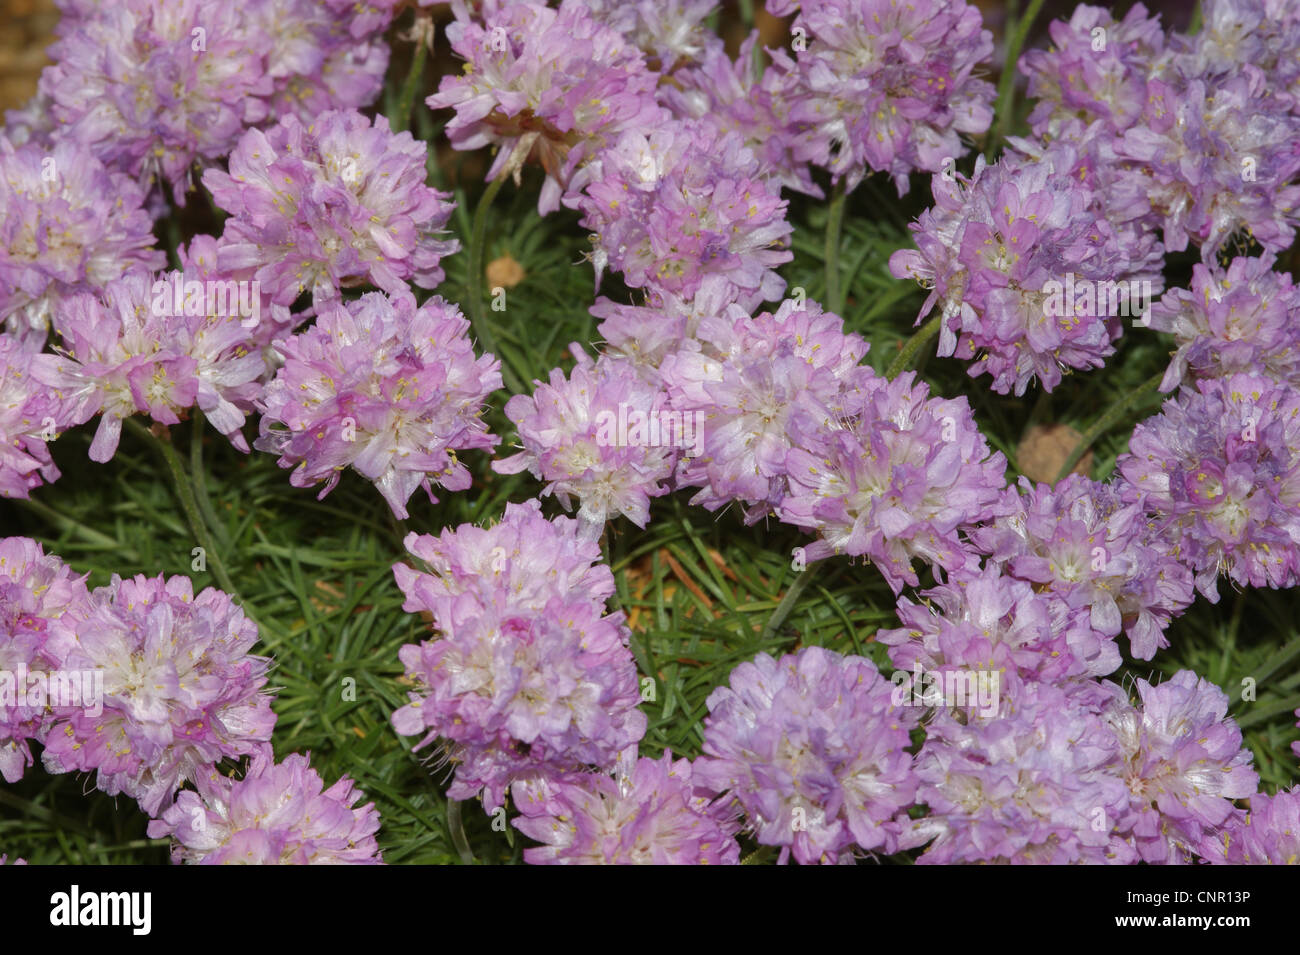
xmin=695 ymin=646 xmax=920 ymax=864
xmin=390 ymin=501 xmax=646 ymax=811
xmin=889 ymin=140 xmax=1164 ymax=395
xmin=40 ymin=573 xmax=276 ymax=816
xmin=429 ymin=0 xmax=666 ymax=214
xmin=1021 ymin=2 xmax=1300 ymax=260
xmin=494 ymin=351 xmax=676 ymax=537
xmin=760 ymin=0 xmax=997 ymax=195
xmin=969 ymin=475 xmax=1195 ymax=661
xmin=204 ymin=110 xmax=459 ymax=307
xmin=659 ymin=296 xmax=872 ymax=520
xmin=255 ymin=289 xmax=501 ymax=519
xmin=0 ymin=335 xmax=78 ymax=499
xmin=148 ymin=751 xmax=383 ymax=864
xmin=511 ymin=751 xmax=741 ymax=865
xmin=37 ymin=0 xmax=389 ymax=204
xmin=1119 ymin=372 xmax=1300 ymax=599
xmin=0 ymin=136 xmax=163 ymax=346
xmin=777 ymin=371 xmax=1010 ymax=592
xmin=1 ymin=536 xmax=383 ymax=863
xmin=576 ymin=120 xmax=793 ymax=309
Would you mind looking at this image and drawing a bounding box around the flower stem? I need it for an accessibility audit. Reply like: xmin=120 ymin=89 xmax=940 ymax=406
xmin=164 ymin=218 xmax=183 ymax=270
xmin=392 ymin=16 xmax=431 ymax=134
xmin=158 ymin=434 xmax=239 ymax=596
xmin=761 ymin=563 xmax=819 ymax=641
xmin=468 ymin=172 xmax=524 ymax=394
xmin=824 ymin=180 xmax=847 ymax=316
xmin=1054 ymin=371 xmax=1165 ymax=483
xmin=127 ymin=418 xmax=241 ymax=601
xmin=1215 ymin=593 xmax=1245 ymax=687
xmin=190 ymin=412 xmax=231 ymax=552
xmin=884 ymin=313 xmax=943 ymax=381
xmin=447 ymin=798 xmax=475 ymax=864
xmin=987 ymin=0 xmax=1047 ymax=159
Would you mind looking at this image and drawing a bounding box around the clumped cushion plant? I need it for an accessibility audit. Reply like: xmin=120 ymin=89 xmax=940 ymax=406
xmin=2 ymin=0 xmax=1300 ymax=865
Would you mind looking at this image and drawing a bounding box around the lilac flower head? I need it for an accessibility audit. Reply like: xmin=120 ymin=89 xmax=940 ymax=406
xmin=0 ymin=335 xmax=81 ymax=499
xmin=578 ymin=120 xmax=792 ymax=309
xmin=1019 ymin=6 xmax=1300 ymax=268
xmin=1020 ymin=5 xmax=1300 ymax=264
xmin=255 ymin=289 xmax=501 ymax=519
xmin=1200 ymin=787 xmax=1300 ymax=865
xmin=889 ymin=142 xmax=1164 ymax=395
xmin=1111 ymin=68 xmax=1300 ymax=259
xmin=147 ymin=751 xmax=383 ymax=864
xmin=695 ymin=646 xmax=919 ymax=864
xmin=204 ymin=110 xmax=458 ymax=307
xmin=578 ymin=0 xmax=718 ymax=70
xmin=659 ymin=295 xmax=872 ymax=520
xmin=769 ymin=0 xmax=996 ymax=194
xmin=48 ymin=268 xmax=271 ymax=461
xmin=391 ymin=599 xmax=647 ymax=812
xmin=905 ymin=679 xmax=1134 ymax=864
xmin=41 ymin=0 xmax=391 ymax=203
xmin=0 ymin=136 xmax=163 ymax=345
xmin=969 ymin=476 xmax=1195 ymax=660
xmin=494 ymin=352 xmax=678 ymax=537
xmin=47 ymin=280 xmax=193 ymax=461
xmin=659 ymin=34 xmax=819 ymax=196
xmin=262 ymin=0 xmax=392 ymax=119
xmin=590 ymin=276 xmax=737 ymax=380
xmin=776 ymin=371 xmax=1009 ymax=592
xmin=41 ymin=0 xmax=274 ymax=201
xmin=392 ymin=499 xmax=615 ymax=623
xmin=511 ymin=751 xmax=741 ymax=864
xmin=1117 ymin=373 xmax=1300 ymax=599
xmin=1103 ymin=671 xmax=1258 ymax=864
xmin=1020 ymin=4 xmax=1167 ymax=142
xmin=391 ymin=503 xmax=644 ymax=811
xmin=145 ymin=256 xmax=277 ymax=451
xmin=877 ymin=563 xmax=1119 ymax=686
xmin=1177 ymin=0 xmax=1300 ymax=114
xmin=428 ymin=0 xmax=666 ymax=214
xmin=0 ymin=537 xmax=89 ymax=783
xmin=41 ymin=574 xmax=276 ymax=816
xmin=176 ymin=233 xmax=304 ymax=352
xmin=1147 ymin=254 xmax=1300 ymax=391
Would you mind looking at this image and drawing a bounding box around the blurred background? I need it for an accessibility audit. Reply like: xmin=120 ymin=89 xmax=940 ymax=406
xmin=0 ymin=0 xmax=57 ymax=112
